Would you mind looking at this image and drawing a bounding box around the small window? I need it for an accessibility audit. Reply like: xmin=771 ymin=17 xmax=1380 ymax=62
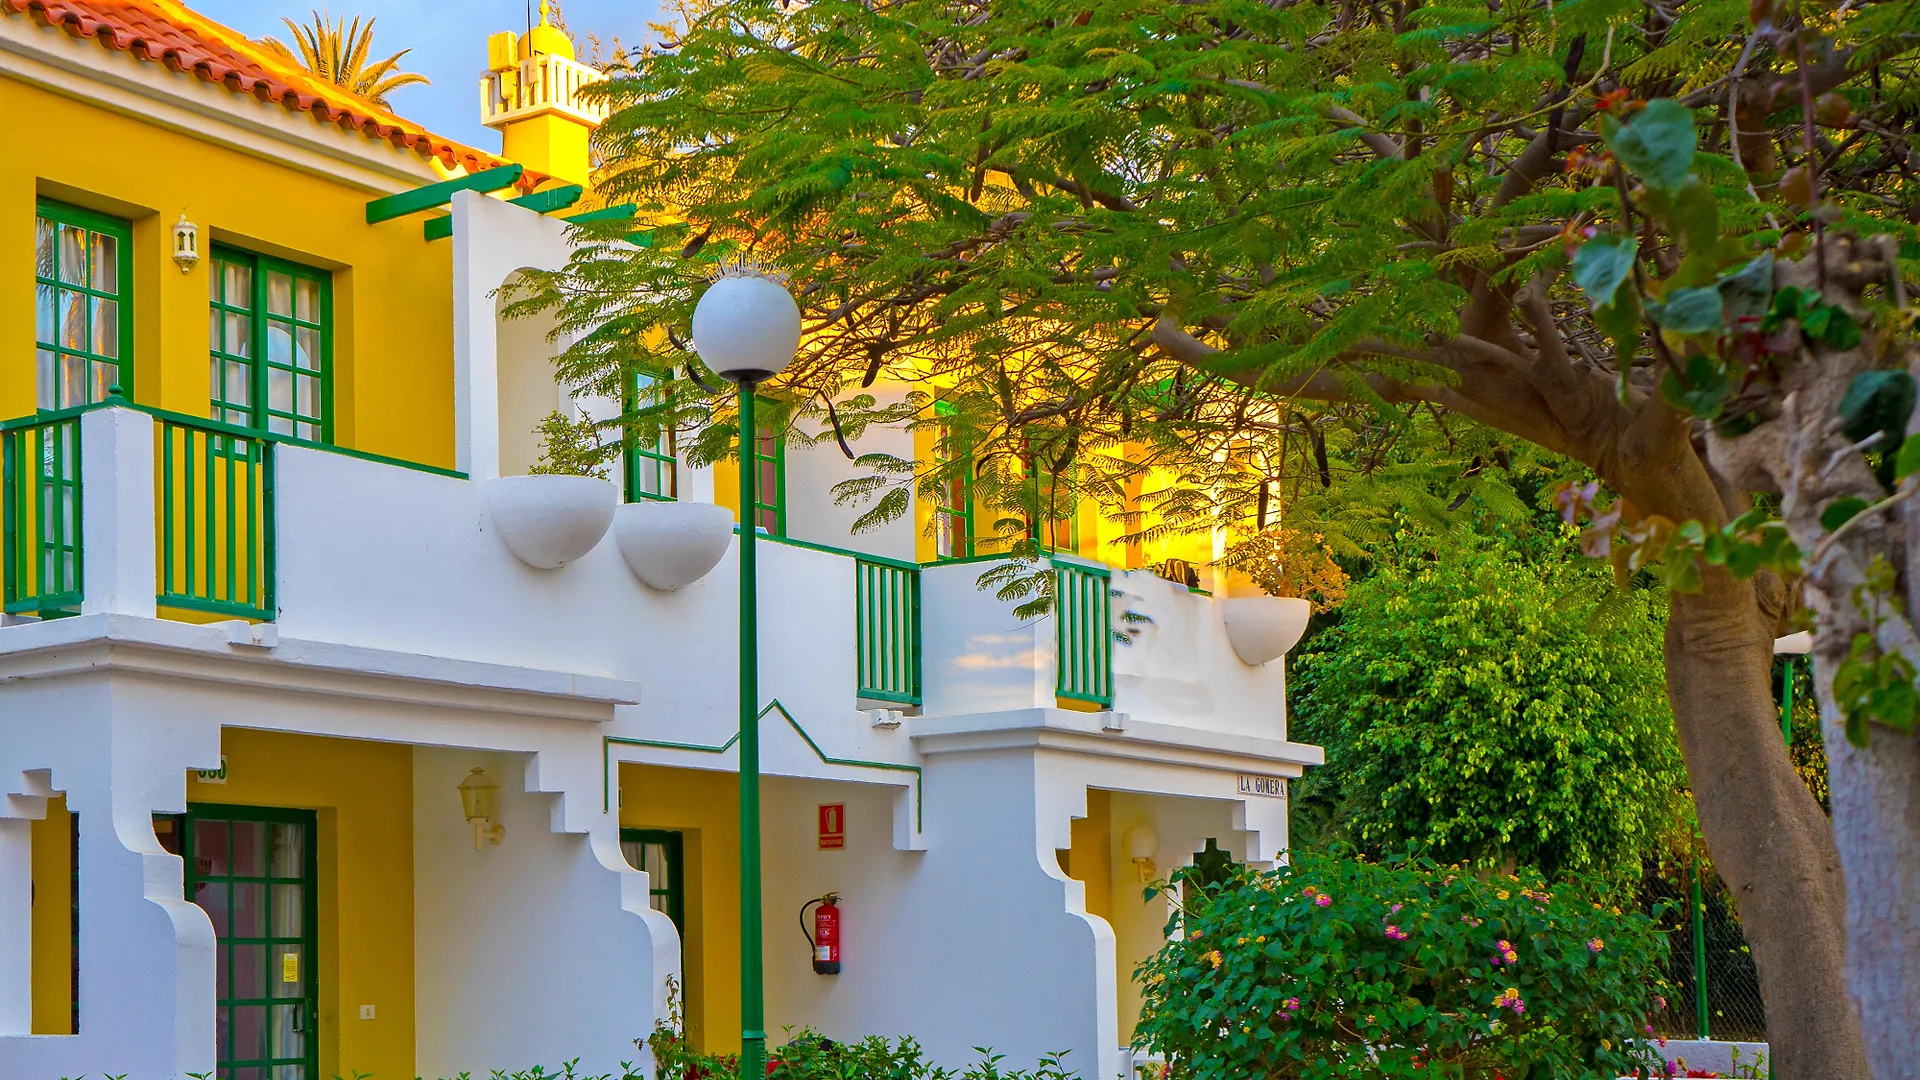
xmin=932 ymin=402 xmax=973 ymax=560
xmin=35 ymin=200 xmax=132 ymax=411
xmin=1036 ymin=475 xmax=1078 ymax=554
xmin=751 ymin=398 xmax=784 ymax=536
xmin=620 ymin=828 xmax=685 ymax=935
xmin=209 ymin=248 xmax=330 ymax=442
xmin=625 ymin=372 xmax=677 ymax=502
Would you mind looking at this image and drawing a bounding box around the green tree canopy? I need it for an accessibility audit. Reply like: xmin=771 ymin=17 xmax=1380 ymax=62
xmin=1291 ymin=533 xmax=1686 ymax=879
xmin=509 ymin=0 xmax=1920 ymax=1067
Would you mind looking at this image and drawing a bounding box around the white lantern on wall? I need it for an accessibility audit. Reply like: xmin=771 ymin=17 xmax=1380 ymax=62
xmin=171 ymin=214 xmax=199 ymax=273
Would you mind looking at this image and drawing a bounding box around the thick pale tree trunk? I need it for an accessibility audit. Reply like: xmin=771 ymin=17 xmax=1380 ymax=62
xmin=1811 ymin=683 xmax=1920 ymax=1077
xmin=1663 ymin=583 xmax=1867 ymax=1080
xmin=1702 ymin=236 xmax=1915 ymax=1077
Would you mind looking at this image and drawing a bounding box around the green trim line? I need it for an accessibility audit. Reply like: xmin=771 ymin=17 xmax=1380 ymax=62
xmin=512 ymin=184 xmax=586 ymax=213
xmin=5 ymin=402 xmax=462 ymax=481
xmin=365 ymin=164 xmax=523 ymax=224
xmin=562 ymin=203 xmax=638 ymax=224
xmin=601 ymin=700 xmax=924 ymax=830
xmin=420 ymin=184 xmax=588 ymax=240
xmin=731 ymin=526 xmax=918 ymax=572
xmin=926 ymin=551 xmax=1017 ymax=568
xmin=135 ymin=404 xmax=465 ymax=480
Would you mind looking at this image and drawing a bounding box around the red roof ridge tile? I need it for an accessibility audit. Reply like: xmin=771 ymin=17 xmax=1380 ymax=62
xmin=2 ymin=0 xmax=549 ymax=193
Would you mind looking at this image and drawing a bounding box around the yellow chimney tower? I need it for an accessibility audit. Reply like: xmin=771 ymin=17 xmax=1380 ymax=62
xmin=479 ymin=0 xmax=608 ymax=186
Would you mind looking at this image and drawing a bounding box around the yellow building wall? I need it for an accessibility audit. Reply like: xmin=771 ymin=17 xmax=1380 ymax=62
xmin=502 ymin=116 xmax=594 ymax=188
xmin=618 ymin=762 xmax=741 ymax=1055
xmin=29 ymin=794 xmax=73 ymax=1034
xmin=186 ymin=730 xmax=414 ymax=1080
xmin=1058 ymin=788 xmax=1114 ymax=925
xmin=0 ymin=77 xmax=458 ymax=467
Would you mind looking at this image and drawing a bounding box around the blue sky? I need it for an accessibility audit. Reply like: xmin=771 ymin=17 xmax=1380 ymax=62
xmin=188 ymin=0 xmax=661 ymax=149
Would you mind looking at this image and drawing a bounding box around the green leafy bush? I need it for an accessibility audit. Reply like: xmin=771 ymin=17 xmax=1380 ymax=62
xmin=1134 ymin=851 xmax=1667 ymax=1080
xmin=643 ymin=983 xmax=1079 ymax=1080
xmin=1290 ymin=535 xmax=1687 ymax=877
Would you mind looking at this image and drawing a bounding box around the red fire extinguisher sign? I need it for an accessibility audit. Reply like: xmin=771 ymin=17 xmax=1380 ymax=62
xmin=818 ymin=803 xmax=845 ymax=849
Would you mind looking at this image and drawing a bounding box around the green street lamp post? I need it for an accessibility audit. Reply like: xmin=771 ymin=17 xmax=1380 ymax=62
xmin=691 ymin=265 xmax=802 ymax=1080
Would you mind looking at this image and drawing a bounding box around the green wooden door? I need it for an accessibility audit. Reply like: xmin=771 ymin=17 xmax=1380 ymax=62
xmin=166 ymin=805 xmax=319 ymax=1080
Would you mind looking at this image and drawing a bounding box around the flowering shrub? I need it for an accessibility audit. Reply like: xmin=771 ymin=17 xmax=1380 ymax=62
xmin=1134 ymin=851 xmax=1668 ymax=1079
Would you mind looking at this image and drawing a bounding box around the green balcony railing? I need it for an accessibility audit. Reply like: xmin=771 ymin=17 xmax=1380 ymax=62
xmin=1054 ymin=558 xmax=1113 ymax=707
xmin=157 ymin=416 xmax=275 ymax=621
xmin=2 ymin=413 xmax=84 ymax=616
xmin=855 ymin=556 xmax=921 ymax=705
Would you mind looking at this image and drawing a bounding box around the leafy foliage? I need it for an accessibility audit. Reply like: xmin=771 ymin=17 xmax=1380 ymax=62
xmin=529 ymin=410 xmax=615 ymax=479
xmin=1134 ymin=852 xmax=1668 ymax=1080
xmin=1219 ymin=524 xmax=1349 ymax=610
xmin=1290 ymin=534 xmax=1687 ymax=877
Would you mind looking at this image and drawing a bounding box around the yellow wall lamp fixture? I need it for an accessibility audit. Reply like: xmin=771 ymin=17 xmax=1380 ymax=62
xmin=458 ymin=767 xmax=506 ymax=850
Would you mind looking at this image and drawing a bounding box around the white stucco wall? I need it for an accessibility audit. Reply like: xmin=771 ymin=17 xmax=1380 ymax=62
xmin=414 ymin=746 xmax=673 ymax=1078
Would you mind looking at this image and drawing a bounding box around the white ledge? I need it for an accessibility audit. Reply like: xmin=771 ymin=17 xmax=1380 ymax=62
xmin=0 ymin=613 xmax=639 ymax=722
xmin=907 ymin=708 xmax=1323 ymax=772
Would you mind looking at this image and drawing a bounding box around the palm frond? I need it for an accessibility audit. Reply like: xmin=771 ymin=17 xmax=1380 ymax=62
xmin=257 ymin=8 xmax=429 ymax=108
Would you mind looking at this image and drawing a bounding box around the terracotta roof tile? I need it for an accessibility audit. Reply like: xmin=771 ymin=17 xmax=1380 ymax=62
xmin=2 ymin=0 xmax=547 ymax=192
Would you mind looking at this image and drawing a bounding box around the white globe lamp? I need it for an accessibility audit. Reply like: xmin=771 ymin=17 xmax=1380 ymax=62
xmin=691 ymin=266 xmax=802 ymax=385
xmin=693 ymin=260 xmax=802 ymax=1080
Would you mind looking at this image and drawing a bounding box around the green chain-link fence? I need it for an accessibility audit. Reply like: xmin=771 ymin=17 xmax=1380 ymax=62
xmin=1643 ymin=865 xmax=1768 ymax=1042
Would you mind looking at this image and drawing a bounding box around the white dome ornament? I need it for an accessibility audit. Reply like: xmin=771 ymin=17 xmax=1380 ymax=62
xmin=1222 ymin=596 xmax=1312 ymax=666
xmin=614 ymin=500 xmax=734 ymax=590
xmin=690 ymin=262 xmax=802 ymax=386
xmin=484 ymin=474 xmax=618 ymax=570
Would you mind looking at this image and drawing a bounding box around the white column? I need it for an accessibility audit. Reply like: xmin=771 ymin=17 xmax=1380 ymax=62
xmin=452 ymin=189 xmax=504 ymax=481
xmin=78 ymin=406 xmax=156 ymax=619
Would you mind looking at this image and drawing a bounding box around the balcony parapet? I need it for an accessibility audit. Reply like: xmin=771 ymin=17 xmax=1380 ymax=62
xmin=479 ymin=52 xmax=609 ymax=130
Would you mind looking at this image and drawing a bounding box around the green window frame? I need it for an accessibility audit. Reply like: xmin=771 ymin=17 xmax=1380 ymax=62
xmin=161 ymin=804 xmax=320 ymax=1080
xmin=751 ymin=397 xmax=785 ymax=536
xmin=624 ymin=372 xmax=677 ymax=502
xmin=209 ymin=247 xmax=332 ymax=443
xmin=932 ymin=402 xmax=973 ymax=560
xmin=620 ymin=828 xmax=686 ymax=935
xmin=35 ymin=200 xmax=133 ymax=411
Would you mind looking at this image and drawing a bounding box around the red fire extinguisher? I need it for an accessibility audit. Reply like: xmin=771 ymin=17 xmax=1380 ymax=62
xmin=801 ymin=893 xmax=841 ymax=975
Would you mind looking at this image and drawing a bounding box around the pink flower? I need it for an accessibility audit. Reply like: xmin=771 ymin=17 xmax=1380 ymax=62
xmin=1315 ymin=894 xmax=1332 ymax=908
xmin=1390 ymin=903 xmax=1403 ymax=913
xmin=1385 ymin=925 xmax=1409 ymax=940
xmin=1587 ymin=938 xmax=1605 ymax=953
xmin=1282 ymin=997 xmax=1301 ymax=1012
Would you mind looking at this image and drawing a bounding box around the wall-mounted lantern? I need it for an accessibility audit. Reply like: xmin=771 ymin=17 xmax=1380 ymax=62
xmin=458 ymin=766 xmax=506 ymax=850
xmin=1124 ymin=824 xmax=1158 ymax=882
xmin=171 ymin=214 xmax=199 ymax=273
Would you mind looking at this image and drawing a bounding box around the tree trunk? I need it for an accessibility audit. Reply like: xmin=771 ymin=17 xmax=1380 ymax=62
xmin=1700 ymin=235 xmax=1916 ymax=1076
xmin=1663 ymin=578 xmax=1869 ymax=1080
xmin=1811 ymin=678 xmax=1920 ymax=1077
